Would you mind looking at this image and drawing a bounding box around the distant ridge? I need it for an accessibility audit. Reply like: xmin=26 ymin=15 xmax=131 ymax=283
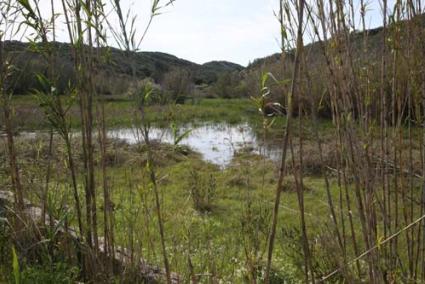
xmin=3 ymin=40 xmax=244 ymax=94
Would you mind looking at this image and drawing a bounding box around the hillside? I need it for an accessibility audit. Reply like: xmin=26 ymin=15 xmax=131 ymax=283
xmin=247 ymin=26 xmax=385 ymax=71
xmin=194 ymin=61 xmax=244 ymax=84
xmin=3 ymin=41 xmax=243 ymax=95
xmin=241 ymin=14 xmax=425 ymax=117
xmin=248 ymin=13 xmax=425 ymax=72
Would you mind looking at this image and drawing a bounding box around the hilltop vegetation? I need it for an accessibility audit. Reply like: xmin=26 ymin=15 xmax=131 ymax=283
xmin=3 ymin=40 xmax=243 ymax=96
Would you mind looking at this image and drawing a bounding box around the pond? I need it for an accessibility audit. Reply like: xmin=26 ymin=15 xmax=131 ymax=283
xmin=14 ymin=122 xmax=282 ymax=168
xmin=108 ymin=122 xmax=281 ymax=167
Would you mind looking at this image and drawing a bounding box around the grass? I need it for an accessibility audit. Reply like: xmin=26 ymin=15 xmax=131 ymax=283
xmin=4 ymin=96 xmax=423 ymax=282
xmin=3 ymin=131 xmax=423 ymax=282
xmin=103 ymin=145 xmax=341 ymax=282
xmin=0 ymin=130 xmax=361 ymax=282
xmin=10 ymin=96 xmax=261 ymax=130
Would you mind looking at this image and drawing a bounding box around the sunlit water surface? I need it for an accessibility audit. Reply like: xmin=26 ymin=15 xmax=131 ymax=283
xmin=108 ymin=122 xmax=281 ymax=167
xmin=17 ymin=122 xmax=281 ymax=168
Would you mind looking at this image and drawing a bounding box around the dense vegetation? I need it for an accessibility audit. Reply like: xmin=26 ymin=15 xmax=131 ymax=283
xmin=3 ymin=40 xmax=243 ymax=97
xmin=1 ymin=0 xmax=425 ymax=283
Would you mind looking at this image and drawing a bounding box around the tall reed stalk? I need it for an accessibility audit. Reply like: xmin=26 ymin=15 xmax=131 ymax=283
xmin=265 ymin=0 xmax=305 ymax=282
xmin=0 ymin=0 xmax=24 ymax=214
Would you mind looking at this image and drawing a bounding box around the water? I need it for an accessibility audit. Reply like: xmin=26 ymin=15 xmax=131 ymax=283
xmin=16 ymin=122 xmax=281 ymax=167
xmin=108 ymin=122 xmax=281 ymax=167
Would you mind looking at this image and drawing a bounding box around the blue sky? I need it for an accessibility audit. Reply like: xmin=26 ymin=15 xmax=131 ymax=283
xmin=28 ymin=0 xmax=395 ymax=66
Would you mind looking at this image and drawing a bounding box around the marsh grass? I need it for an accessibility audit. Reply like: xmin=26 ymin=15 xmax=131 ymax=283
xmin=2 ymin=0 xmax=425 ymax=283
xmin=10 ymin=97 xmax=258 ymax=128
xmin=0 ymin=132 xmax=358 ymax=282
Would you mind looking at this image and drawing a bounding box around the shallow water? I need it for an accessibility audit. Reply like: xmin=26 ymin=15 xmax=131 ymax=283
xmin=108 ymin=122 xmax=281 ymax=167
xmin=16 ymin=122 xmax=281 ymax=167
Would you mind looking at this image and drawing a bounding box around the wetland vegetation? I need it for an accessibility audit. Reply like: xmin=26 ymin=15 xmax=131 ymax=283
xmin=1 ymin=0 xmax=425 ymax=283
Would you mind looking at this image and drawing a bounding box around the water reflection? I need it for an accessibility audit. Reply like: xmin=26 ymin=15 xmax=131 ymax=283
xmin=108 ymin=122 xmax=281 ymax=167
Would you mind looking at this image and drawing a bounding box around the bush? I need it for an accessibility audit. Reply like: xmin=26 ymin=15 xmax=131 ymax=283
xmin=213 ymin=71 xmax=246 ymax=98
xmin=161 ymin=68 xmax=193 ymax=103
xmin=128 ymin=78 xmax=166 ymax=105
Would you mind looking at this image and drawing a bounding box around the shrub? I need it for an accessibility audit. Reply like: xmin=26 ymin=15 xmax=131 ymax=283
xmin=161 ymin=68 xmax=193 ymax=103
xmin=213 ymin=71 xmax=246 ymax=98
xmin=128 ymin=78 xmax=166 ymax=105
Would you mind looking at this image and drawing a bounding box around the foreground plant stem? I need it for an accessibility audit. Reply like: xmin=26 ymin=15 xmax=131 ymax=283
xmin=140 ymin=109 xmax=172 ymax=283
xmin=0 ymin=37 xmax=24 ymax=213
xmin=264 ymin=0 xmax=305 ymax=282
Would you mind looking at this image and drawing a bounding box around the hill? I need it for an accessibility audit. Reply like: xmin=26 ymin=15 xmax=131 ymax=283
xmin=193 ymin=61 xmax=244 ymax=84
xmin=3 ymin=41 xmax=243 ymax=95
xmin=240 ymin=14 xmax=425 ymax=117
xmin=247 ymin=25 xmax=386 ymax=71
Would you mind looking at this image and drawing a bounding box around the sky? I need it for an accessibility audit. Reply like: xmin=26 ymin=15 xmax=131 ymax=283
xmin=136 ymin=0 xmax=282 ymax=66
xmin=13 ymin=0 xmax=395 ymax=66
xmin=101 ymin=0 xmax=394 ymax=66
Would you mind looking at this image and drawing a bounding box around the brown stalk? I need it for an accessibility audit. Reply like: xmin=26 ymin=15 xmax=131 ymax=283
xmin=264 ymin=0 xmax=305 ymax=282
